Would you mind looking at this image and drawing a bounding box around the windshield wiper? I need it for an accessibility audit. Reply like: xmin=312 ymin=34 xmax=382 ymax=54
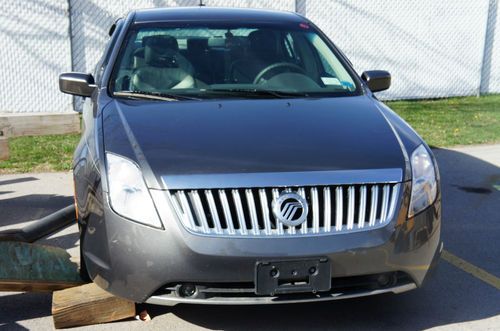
xmin=114 ymin=90 xmax=201 ymax=101
xmin=203 ymin=88 xmax=310 ymax=99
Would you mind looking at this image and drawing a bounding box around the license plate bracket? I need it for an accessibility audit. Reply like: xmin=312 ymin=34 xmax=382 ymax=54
xmin=255 ymin=258 xmax=331 ymax=295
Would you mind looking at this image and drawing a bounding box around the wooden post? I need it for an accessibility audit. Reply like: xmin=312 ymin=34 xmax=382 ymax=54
xmin=52 ymin=283 xmax=136 ymax=329
xmin=0 ymin=135 xmax=8 ymax=161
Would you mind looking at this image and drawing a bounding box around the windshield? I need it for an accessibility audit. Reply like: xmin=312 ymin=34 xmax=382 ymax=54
xmin=110 ymin=22 xmax=361 ymax=100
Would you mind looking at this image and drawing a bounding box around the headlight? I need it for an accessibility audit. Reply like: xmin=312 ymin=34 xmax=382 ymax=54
xmin=408 ymin=144 xmax=438 ymax=217
xmin=106 ymin=153 xmax=162 ymax=228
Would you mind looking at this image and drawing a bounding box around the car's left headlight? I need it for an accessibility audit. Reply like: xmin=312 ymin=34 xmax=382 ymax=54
xmin=408 ymin=144 xmax=438 ymax=218
xmin=106 ymin=152 xmax=162 ymax=228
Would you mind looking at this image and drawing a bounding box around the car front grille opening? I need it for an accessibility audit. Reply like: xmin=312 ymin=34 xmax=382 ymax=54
xmin=169 ymin=183 xmax=401 ymax=237
xmin=152 ymin=272 xmax=412 ymax=301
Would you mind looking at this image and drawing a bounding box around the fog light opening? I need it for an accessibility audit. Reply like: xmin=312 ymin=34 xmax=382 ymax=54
xmin=177 ymin=284 xmax=199 ymax=298
xmin=377 ymin=273 xmax=397 ymax=288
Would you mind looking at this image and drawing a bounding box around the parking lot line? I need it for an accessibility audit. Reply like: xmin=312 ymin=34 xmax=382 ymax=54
xmin=442 ymin=250 xmax=500 ymax=290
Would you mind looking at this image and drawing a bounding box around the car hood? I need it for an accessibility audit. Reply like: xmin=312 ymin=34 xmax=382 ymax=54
xmin=103 ymin=96 xmax=407 ymax=189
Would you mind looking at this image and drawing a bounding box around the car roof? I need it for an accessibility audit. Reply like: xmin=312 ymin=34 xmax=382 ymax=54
xmin=132 ymin=6 xmax=305 ymax=24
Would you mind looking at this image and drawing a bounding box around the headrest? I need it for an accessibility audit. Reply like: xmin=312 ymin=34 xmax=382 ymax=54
xmin=143 ymin=35 xmax=179 ymax=51
xmin=187 ymin=38 xmax=208 ymax=54
xmin=143 ymin=35 xmax=179 ymax=67
xmin=248 ymin=30 xmax=278 ymax=59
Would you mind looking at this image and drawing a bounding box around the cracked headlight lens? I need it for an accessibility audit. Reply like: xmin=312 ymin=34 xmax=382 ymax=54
xmin=409 ymin=144 xmax=438 ymax=217
xmin=106 ymin=153 xmax=162 ymax=228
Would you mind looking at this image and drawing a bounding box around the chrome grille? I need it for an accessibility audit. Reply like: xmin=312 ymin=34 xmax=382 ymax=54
xmin=169 ymin=183 xmax=400 ymax=237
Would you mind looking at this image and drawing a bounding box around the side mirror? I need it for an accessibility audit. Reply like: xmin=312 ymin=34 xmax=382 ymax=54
xmin=59 ymin=72 xmax=96 ymax=97
xmin=361 ymin=70 xmax=391 ymax=93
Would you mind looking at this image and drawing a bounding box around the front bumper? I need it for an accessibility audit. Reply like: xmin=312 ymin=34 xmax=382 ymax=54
xmin=147 ymin=282 xmax=418 ymax=306
xmin=82 ymin=184 xmax=441 ymax=305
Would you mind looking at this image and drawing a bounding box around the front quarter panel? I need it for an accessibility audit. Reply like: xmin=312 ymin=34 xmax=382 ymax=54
xmin=375 ymin=100 xmax=425 ymax=154
xmin=74 ymin=88 xmax=114 ymax=270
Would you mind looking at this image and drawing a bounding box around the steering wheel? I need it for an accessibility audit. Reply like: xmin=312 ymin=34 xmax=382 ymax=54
xmin=253 ymin=62 xmax=307 ymax=85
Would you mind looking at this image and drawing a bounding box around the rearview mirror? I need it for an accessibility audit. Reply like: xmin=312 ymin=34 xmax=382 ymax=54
xmin=59 ymin=72 xmax=96 ymax=97
xmin=361 ymin=70 xmax=391 ymax=93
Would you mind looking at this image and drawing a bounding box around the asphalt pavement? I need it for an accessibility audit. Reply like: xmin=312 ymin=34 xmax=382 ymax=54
xmin=0 ymin=144 xmax=499 ymax=330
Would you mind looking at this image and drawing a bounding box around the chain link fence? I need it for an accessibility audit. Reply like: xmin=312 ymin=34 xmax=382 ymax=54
xmin=0 ymin=0 xmax=73 ymax=113
xmin=1 ymin=0 xmax=499 ymax=113
xmin=301 ymin=0 xmax=492 ymax=100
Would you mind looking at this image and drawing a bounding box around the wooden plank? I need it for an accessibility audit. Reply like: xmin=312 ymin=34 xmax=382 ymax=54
xmin=0 ymin=280 xmax=83 ymax=292
xmin=0 ymin=241 xmax=85 ymax=292
xmin=0 ymin=113 xmax=80 ymax=138
xmin=52 ymin=283 xmax=136 ymax=329
xmin=0 ymin=136 xmax=8 ymax=161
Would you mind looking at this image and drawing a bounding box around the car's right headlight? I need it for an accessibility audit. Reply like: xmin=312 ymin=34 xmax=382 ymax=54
xmin=106 ymin=152 xmax=162 ymax=228
xmin=408 ymin=144 xmax=438 ymax=218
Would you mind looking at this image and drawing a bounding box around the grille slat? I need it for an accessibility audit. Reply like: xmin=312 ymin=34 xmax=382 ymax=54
xmin=323 ymin=187 xmax=331 ymax=232
xmin=335 ymin=187 xmax=343 ymax=231
xmin=272 ymin=189 xmax=284 ymax=235
xmin=177 ymin=190 xmax=197 ymax=230
xmin=380 ymin=184 xmax=390 ymax=223
xmin=190 ymin=191 xmax=210 ymax=233
xmin=358 ymin=186 xmax=367 ymax=229
xmin=369 ymin=185 xmax=379 ymax=227
xmin=298 ymin=188 xmax=308 ymax=234
xmin=205 ymin=190 xmax=223 ymax=234
xmin=387 ymin=184 xmax=400 ymax=221
xmin=232 ymin=189 xmax=248 ymax=235
xmin=170 ymin=183 xmax=400 ymax=237
xmin=311 ymin=187 xmax=320 ymax=233
xmin=218 ymin=190 xmax=235 ymax=235
xmin=285 ymin=188 xmax=296 ymax=235
xmin=245 ymin=189 xmax=260 ymax=235
xmin=347 ymin=186 xmax=355 ymax=230
xmin=258 ymin=189 xmax=272 ymax=235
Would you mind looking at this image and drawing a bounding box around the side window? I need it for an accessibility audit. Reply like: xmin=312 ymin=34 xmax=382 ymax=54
xmin=283 ymin=34 xmax=295 ymax=60
xmin=283 ymin=33 xmax=303 ymax=66
xmin=94 ymin=20 xmax=124 ymax=84
xmin=317 ymin=51 xmax=336 ymax=77
xmin=306 ymin=33 xmax=357 ymax=90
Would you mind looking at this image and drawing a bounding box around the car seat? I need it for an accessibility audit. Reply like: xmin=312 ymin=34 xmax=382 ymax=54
xmin=131 ymin=35 xmax=195 ymax=91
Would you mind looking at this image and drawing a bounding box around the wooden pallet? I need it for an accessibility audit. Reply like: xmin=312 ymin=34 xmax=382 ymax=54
xmin=0 ymin=241 xmax=137 ymax=328
xmin=0 ymin=241 xmax=84 ymax=292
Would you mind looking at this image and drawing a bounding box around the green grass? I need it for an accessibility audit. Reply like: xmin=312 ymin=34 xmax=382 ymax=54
xmin=0 ymin=95 xmax=499 ymax=173
xmin=0 ymin=134 xmax=80 ymax=174
xmin=387 ymin=94 xmax=500 ymax=147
